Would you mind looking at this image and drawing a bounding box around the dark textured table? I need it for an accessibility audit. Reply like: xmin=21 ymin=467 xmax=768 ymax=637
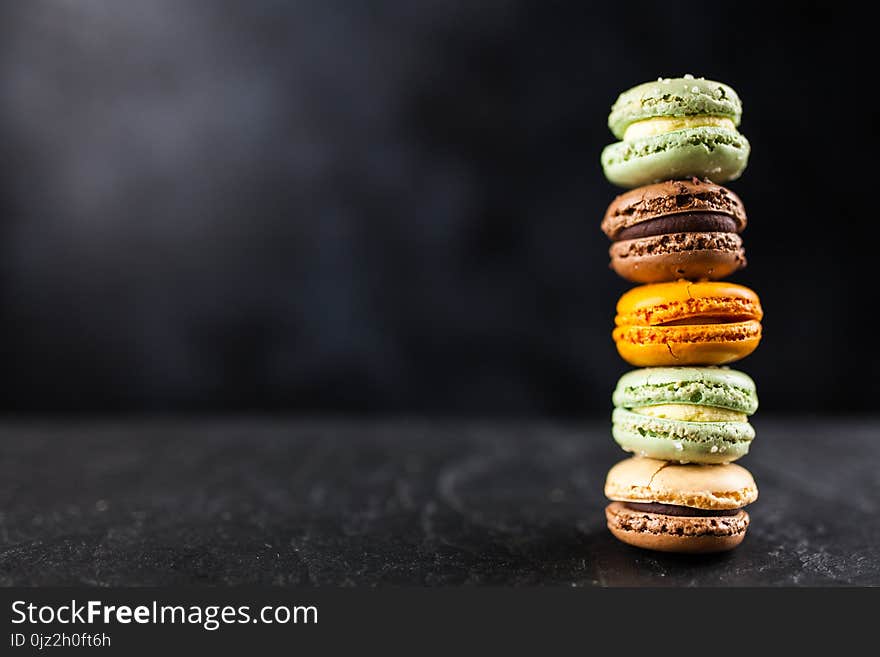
xmin=1 ymin=418 xmax=877 ymax=586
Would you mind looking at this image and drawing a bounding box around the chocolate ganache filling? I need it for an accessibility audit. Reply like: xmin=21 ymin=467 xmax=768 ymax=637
xmin=623 ymin=502 xmax=742 ymax=517
xmin=616 ymin=212 xmax=738 ymax=241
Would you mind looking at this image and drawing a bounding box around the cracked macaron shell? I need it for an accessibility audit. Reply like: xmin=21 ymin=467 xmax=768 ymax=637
xmin=613 ymin=367 xmax=758 ymax=414
xmin=608 ymin=77 xmax=742 ymax=140
xmin=615 ymin=280 xmax=762 ymax=325
xmin=601 ymin=126 xmax=750 ymax=188
xmin=614 ymin=323 xmax=761 ymax=366
xmin=612 ymin=407 xmax=753 ymax=463
xmin=604 ymin=457 xmax=758 ymax=510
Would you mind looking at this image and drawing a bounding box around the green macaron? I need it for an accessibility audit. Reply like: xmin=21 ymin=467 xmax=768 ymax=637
xmin=611 ymin=367 xmax=758 ymax=464
xmin=601 ymin=76 xmax=750 ymax=188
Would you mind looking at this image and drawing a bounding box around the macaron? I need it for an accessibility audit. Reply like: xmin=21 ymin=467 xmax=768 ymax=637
xmin=601 ymin=178 xmax=747 ymax=283
xmin=604 ymin=457 xmax=758 ymax=553
xmin=611 ymin=367 xmax=758 ymax=463
xmin=613 ymin=280 xmax=763 ymax=366
xmin=601 ymin=76 xmax=750 ymax=188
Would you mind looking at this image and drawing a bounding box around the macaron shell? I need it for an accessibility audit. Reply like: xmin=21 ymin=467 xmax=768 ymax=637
xmin=609 ymin=232 xmax=746 ymax=283
xmin=613 ymin=320 xmax=761 ymax=366
xmin=612 ymin=409 xmax=753 ymax=464
xmin=602 ymin=179 xmax=746 ymax=239
xmin=601 ymin=127 xmax=750 ymax=188
xmin=613 ymin=408 xmax=754 ymax=438
xmin=614 ymin=431 xmax=751 ymax=464
xmin=608 ymin=77 xmax=742 ymax=139
xmin=604 ymin=457 xmax=758 ymax=510
xmin=606 ymin=502 xmax=749 ymax=553
xmin=613 ymin=366 xmax=758 ymax=413
xmin=615 ymin=280 xmax=762 ymax=325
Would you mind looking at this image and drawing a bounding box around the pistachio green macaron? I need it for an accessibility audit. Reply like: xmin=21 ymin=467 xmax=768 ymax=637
xmin=601 ymin=76 xmax=750 ymax=188
xmin=611 ymin=367 xmax=758 ymax=464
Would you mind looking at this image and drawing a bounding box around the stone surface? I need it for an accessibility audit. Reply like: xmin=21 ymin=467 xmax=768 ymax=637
xmin=0 ymin=418 xmax=876 ymax=586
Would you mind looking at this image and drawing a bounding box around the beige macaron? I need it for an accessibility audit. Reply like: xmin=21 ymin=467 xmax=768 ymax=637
xmin=604 ymin=457 xmax=758 ymax=553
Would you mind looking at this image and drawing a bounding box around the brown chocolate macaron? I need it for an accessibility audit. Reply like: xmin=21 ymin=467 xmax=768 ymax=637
xmin=601 ymin=178 xmax=747 ymax=283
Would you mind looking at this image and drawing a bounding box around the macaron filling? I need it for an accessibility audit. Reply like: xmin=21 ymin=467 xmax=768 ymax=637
xmin=614 ymin=212 xmax=739 ymax=241
xmin=623 ymin=502 xmax=742 ymax=517
xmin=657 ymin=314 xmax=754 ymax=326
xmin=632 ymin=403 xmax=747 ymax=422
xmin=622 ymin=115 xmax=737 ymax=141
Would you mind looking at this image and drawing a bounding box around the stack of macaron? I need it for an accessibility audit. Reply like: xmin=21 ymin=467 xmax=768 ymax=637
xmin=599 ymin=76 xmax=763 ymax=553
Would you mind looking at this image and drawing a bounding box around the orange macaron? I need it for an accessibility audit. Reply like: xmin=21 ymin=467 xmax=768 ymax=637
xmin=613 ymin=280 xmax=763 ymax=366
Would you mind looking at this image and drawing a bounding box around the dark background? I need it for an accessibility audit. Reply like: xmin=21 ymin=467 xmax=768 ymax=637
xmin=0 ymin=1 xmax=873 ymax=415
